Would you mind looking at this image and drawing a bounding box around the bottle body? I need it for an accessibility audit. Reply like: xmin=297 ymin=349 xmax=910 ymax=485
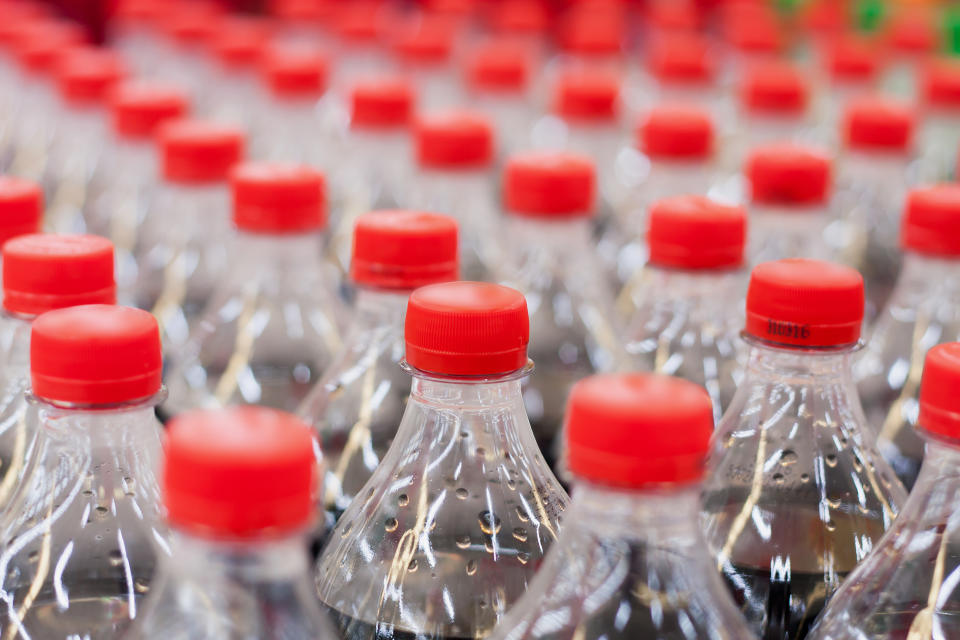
xmin=0 ymin=313 xmax=32 ymax=512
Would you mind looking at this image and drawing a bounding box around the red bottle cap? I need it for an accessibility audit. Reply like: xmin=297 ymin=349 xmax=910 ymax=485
xmin=824 ymin=35 xmax=880 ymax=83
xmin=270 ymin=0 xmax=336 ymax=23
xmin=745 ymin=259 xmax=864 ymax=348
xmin=210 ymin=18 xmax=272 ymax=69
xmin=724 ymin=11 xmax=782 ymax=54
xmin=163 ymin=5 xmax=221 ymax=46
xmin=16 ymin=24 xmax=87 ymax=73
xmin=3 ymin=234 xmax=115 ymax=316
xmin=504 ymin=152 xmax=595 ymax=218
xmin=0 ymin=176 xmax=43 ymax=247
xmin=351 ymin=210 xmax=458 ymax=290
xmin=164 ymin=406 xmax=316 ymax=539
xmin=646 ymin=1 xmax=700 ymax=31
xmin=415 ymin=111 xmax=493 ymax=169
xmin=554 ymin=70 xmax=619 ymax=122
xmin=741 ymin=61 xmax=809 ymax=115
xmin=392 ymin=17 xmax=453 ymax=65
xmin=902 ymin=185 xmax=960 ymax=257
xmin=405 ymin=281 xmax=529 ymax=376
xmin=263 ymin=45 xmax=328 ymax=98
xmin=489 ymin=0 xmax=548 ymax=35
xmin=110 ymin=82 xmax=190 ymax=140
xmin=350 ymin=76 xmax=414 ymax=129
xmin=56 ymin=47 xmax=127 ymax=105
xmin=334 ymin=2 xmax=388 ymax=43
xmin=464 ymin=40 xmax=531 ymax=93
xmin=923 ymin=59 xmax=960 ymax=110
xmin=647 ymin=196 xmax=746 ymax=270
xmin=558 ymin=12 xmax=622 ymax=56
xmin=646 ymin=32 xmax=714 ymax=85
xmin=639 ymin=105 xmax=713 ymax=160
xmin=843 ymin=97 xmax=914 ymax=152
xmin=159 ymin=119 xmax=245 ymax=184
xmin=31 ymin=305 xmax=163 ymax=404
xmin=746 ymin=144 xmax=831 ymax=206
xmin=566 ymin=373 xmax=713 ymax=488
xmin=918 ymin=343 xmax=960 ymax=441
xmin=232 ymin=163 xmax=325 ymax=234
xmin=887 ymin=11 xmax=937 ymax=54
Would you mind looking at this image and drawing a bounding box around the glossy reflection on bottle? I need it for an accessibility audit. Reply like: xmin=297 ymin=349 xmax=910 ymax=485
xmin=299 ymin=209 xmax=459 ymax=526
xmin=490 ymin=372 xmax=757 ymax=640
xmin=856 ymin=185 xmax=960 ymax=489
xmin=702 ymin=258 xmax=908 ymax=640
xmin=316 ymin=281 xmax=569 ymax=640
xmin=0 ymin=304 xmax=166 ymax=639
xmin=811 ymin=342 xmax=960 ymax=639
xmin=130 ymin=406 xmax=340 ymax=639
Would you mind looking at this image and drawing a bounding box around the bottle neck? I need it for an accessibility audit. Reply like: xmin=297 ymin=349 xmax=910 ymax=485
xmin=409 ymin=371 xmax=526 ymax=409
xmin=353 ymin=286 xmax=411 ymax=322
xmin=233 ymin=230 xmax=327 ymax=271
xmin=36 ymin=398 xmax=161 ymax=446
xmin=641 ymin=265 xmax=744 ymax=302
xmin=899 ymin=251 xmax=960 ymax=286
xmin=568 ymin=482 xmax=702 ymax=545
xmin=743 ymin=340 xmax=855 ymax=384
xmin=165 ymin=530 xmax=314 ymax=584
xmin=505 ymin=214 xmax=593 ymax=246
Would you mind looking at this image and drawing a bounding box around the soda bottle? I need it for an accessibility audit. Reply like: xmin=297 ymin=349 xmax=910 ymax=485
xmin=640 ymin=32 xmax=721 ymax=123
xmin=702 ymin=258 xmax=907 ymax=640
xmin=0 ymin=304 xmax=165 ymax=638
xmin=164 ymin=162 xmax=341 ymax=414
xmin=128 ymin=406 xmax=341 ymax=639
xmin=134 ymin=118 xmax=244 ymax=352
xmin=881 ymin=9 xmax=937 ymax=98
xmin=391 ymin=16 xmax=457 ymax=110
xmin=817 ymin=35 xmax=881 ymax=136
xmin=206 ymin=17 xmax=271 ymax=130
xmin=855 ymin=185 xmax=960 ymax=489
xmin=0 ymin=233 xmax=115 ymax=512
xmin=622 ymin=195 xmax=747 ymax=423
xmin=809 ymin=342 xmax=960 ymax=640
xmin=488 ymin=373 xmax=757 ymax=640
xmin=918 ymin=59 xmax=960 ymax=180
xmin=299 ymin=209 xmax=458 ymax=525
xmin=316 ymin=281 xmax=568 ymax=639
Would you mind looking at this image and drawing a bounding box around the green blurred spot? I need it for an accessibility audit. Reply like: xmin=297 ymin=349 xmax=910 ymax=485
xmin=946 ymin=6 xmax=960 ymax=56
xmin=854 ymin=0 xmax=885 ymax=33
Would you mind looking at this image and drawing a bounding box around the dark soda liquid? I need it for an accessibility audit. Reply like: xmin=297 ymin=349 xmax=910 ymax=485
xmin=320 ymin=605 xmax=474 ymax=640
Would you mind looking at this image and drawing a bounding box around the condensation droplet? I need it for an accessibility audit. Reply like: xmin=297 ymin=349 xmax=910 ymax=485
xmin=398 ymin=494 xmax=409 ymax=507
xmin=772 ymin=473 xmax=785 ymax=484
xmin=825 ymin=454 xmax=838 ymax=468
xmin=407 ymin=559 xmax=418 ymax=573
xmin=82 ymin=490 xmax=94 ymax=497
xmin=108 ymin=550 xmax=123 ymax=567
xmin=455 ymin=534 xmax=471 ymax=549
xmin=385 ymin=517 xmax=399 ymax=533
xmin=826 ymin=497 xmax=841 ymax=509
xmin=27 ymin=551 xmax=38 ymax=563
xmin=466 ymin=560 xmax=477 ymax=576
xmin=134 ymin=578 xmax=150 ymax=594
xmin=516 ymin=506 xmax=529 ymax=522
xmin=779 ymin=450 xmax=798 ymax=466
xmin=518 ymin=552 xmax=531 ymax=565
xmin=484 ymin=540 xmax=494 ymax=553
xmin=512 ymin=527 xmax=527 ymax=542
xmin=800 ymin=473 xmax=810 ymax=483
xmin=506 ymin=478 xmax=516 ymax=491
xmin=478 ymin=511 xmax=502 ymax=535
xmin=825 ymin=520 xmax=837 ymax=532
xmin=476 ymin=447 xmax=487 ymax=457
xmin=456 ymin=488 xmax=469 ymax=500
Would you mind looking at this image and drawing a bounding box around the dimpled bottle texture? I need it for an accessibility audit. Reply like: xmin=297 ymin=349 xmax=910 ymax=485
xmin=489 ymin=373 xmax=756 ymax=640
xmin=701 ymin=259 xmax=907 ymax=640
xmin=316 ymin=282 xmax=568 ymax=640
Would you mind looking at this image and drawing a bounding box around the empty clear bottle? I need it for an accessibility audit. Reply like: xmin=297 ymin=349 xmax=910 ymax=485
xmin=134 ymin=118 xmax=244 ymax=352
xmin=637 ymin=32 xmax=724 ymax=129
xmin=391 ymin=16 xmax=457 ymax=110
xmin=855 ymin=185 xmax=960 ymax=489
xmin=316 ymin=281 xmax=569 ymax=639
xmin=918 ymin=59 xmax=960 ymax=181
xmin=129 ymin=406 xmax=340 ymax=639
xmin=702 ymin=258 xmax=907 ymax=640
xmin=299 ymin=209 xmax=458 ymax=525
xmin=745 ymin=143 xmax=834 ymax=266
xmin=205 ymin=17 xmax=270 ymax=131
xmin=0 ymin=304 xmax=166 ymax=639
xmin=489 ymin=373 xmax=757 ymax=640
xmin=816 ymin=35 xmax=881 ymax=139
xmin=623 ymin=196 xmax=747 ymax=424
xmin=809 ymin=342 xmax=960 ymax=640
xmin=165 ymin=163 xmax=341 ymax=415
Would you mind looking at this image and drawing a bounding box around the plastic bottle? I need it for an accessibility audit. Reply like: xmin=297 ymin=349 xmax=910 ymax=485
xmin=392 ymin=16 xmax=458 ymax=110
xmin=155 ymin=3 xmax=222 ymax=108
xmin=855 ymin=185 xmax=960 ymax=489
xmin=639 ymin=32 xmax=722 ymax=125
xmin=745 ymin=143 xmax=834 ymax=266
xmin=720 ymin=5 xmax=783 ymax=83
xmin=330 ymin=2 xmax=390 ymax=90
xmin=128 ymin=406 xmax=340 ymax=639
xmin=623 ymin=196 xmax=747 ymax=424
xmin=702 ymin=258 xmax=908 ymax=640
xmin=316 ymin=281 xmax=569 ymax=639
xmin=407 ymin=110 xmax=495 ymax=281
xmin=206 ymin=17 xmax=271 ymax=130
xmin=134 ymin=118 xmax=244 ymax=352
xmin=817 ymin=35 xmax=881 ymax=138
xmin=0 ymin=233 xmax=115 ymax=513
xmin=918 ymin=58 xmax=960 ymax=181
xmin=495 ymin=152 xmax=626 ymax=472
xmin=0 ymin=304 xmax=165 ymax=639
xmin=0 ymin=176 xmax=43 ymax=267
xmin=809 ymin=342 xmax=960 ymax=640
xmin=164 ymin=163 xmax=341 ymax=415
xmin=880 ymin=8 xmax=938 ymax=99
xmin=110 ymin=0 xmax=169 ymax=78
xmin=300 ymin=209 xmax=458 ymax=527
xmin=488 ymin=373 xmax=757 ymax=640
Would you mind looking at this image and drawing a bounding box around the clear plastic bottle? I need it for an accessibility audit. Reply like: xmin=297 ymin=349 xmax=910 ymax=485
xmin=407 ymin=110 xmax=495 ymax=281
xmin=918 ymin=59 xmax=960 ymax=181
xmin=745 ymin=143 xmax=835 ymax=266
xmin=329 ymin=2 xmax=390 ymax=91
xmin=719 ymin=5 xmax=783 ymax=84
xmin=816 ymin=35 xmax=881 ymax=141
xmin=316 ymin=281 xmax=569 ymax=639
xmin=855 ymin=185 xmax=960 ymax=489
xmin=809 ymin=342 xmax=960 ymax=640
xmin=0 ymin=304 xmax=166 ymax=639
xmin=489 ymin=373 xmax=757 ymax=640
xmin=110 ymin=0 xmax=169 ymax=78
xmin=154 ymin=3 xmax=221 ymax=109
xmin=205 ymin=17 xmax=271 ymax=131
xmin=300 ymin=209 xmax=457 ymax=528
xmin=880 ymin=8 xmax=937 ymax=99
xmin=638 ymin=32 xmax=723 ymax=125
xmin=623 ymin=196 xmax=747 ymax=424
xmin=495 ymin=152 xmax=627 ymax=471
xmin=0 ymin=233 xmax=115 ymax=514
xmin=134 ymin=118 xmax=244 ymax=352
xmin=128 ymin=406 xmax=340 ymax=640
xmin=702 ymin=258 xmax=908 ymax=640
xmin=164 ymin=163 xmax=341 ymax=415
xmin=391 ymin=16 xmax=458 ymax=110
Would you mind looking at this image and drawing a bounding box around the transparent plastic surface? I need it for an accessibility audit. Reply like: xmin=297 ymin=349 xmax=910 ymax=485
xmin=702 ymin=340 xmax=908 ymax=640
xmin=43 ymin=108 xmax=108 ymax=234
xmin=854 ymin=254 xmax=960 ymax=489
xmin=298 ymin=289 xmax=409 ymax=522
xmin=133 ymin=182 xmax=231 ymax=352
xmin=472 ymin=93 xmax=533 ymax=158
xmin=490 ymin=484 xmax=757 ymax=640
xmin=0 ymin=397 xmax=166 ymax=639
xmin=6 ymin=74 xmax=59 ymax=185
xmin=255 ymin=98 xmax=337 ymax=173
xmin=316 ymin=368 xmax=569 ymax=639
xmin=622 ymin=267 xmax=746 ymax=423
xmin=748 ymin=203 xmax=834 ymax=267
xmin=0 ymin=314 xmax=33 ymax=513
xmin=809 ymin=440 xmax=960 ymax=639
xmin=129 ymin=533 xmax=340 ymax=639
xmin=496 ymin=217 xmax=626 ymax=464
xmin=918 ymin=111 xmax=960 ymax=181
xmin=722 ymin=116 xmax=821 ymax=174
xmin=206 ymin=67 xmax=263 ymax=131
xmin=164 ymin=233 xmax=343 ymax=415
